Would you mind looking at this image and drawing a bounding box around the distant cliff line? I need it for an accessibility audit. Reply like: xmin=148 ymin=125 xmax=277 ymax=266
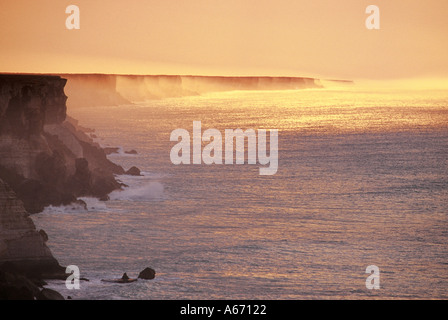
xmin=0 ymin=73 xmax=353 ymax=108
xmin=55 ymin=74 xmax=352 ymax=108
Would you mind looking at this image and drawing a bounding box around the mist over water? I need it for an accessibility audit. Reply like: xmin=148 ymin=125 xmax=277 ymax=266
xmin=33 ymin=88 xmax=448 ymax=299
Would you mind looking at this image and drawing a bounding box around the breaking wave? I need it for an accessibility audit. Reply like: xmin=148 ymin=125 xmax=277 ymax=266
xmin=110 ymin=172 xmax=167 ymax=201
xmin=41 ymin=197 xmax=108 ymax=214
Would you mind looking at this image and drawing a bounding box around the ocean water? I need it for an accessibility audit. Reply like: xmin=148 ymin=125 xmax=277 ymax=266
xmin=32 ymin=88 xmax=448 ymax=299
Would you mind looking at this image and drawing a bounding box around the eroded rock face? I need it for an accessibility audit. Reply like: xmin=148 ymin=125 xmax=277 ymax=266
xmin=0 ymin=75 xmax=67 ymax=179
xmin=0 ymin=74 xmax=129 ymax=297
xmin=0 ymin=178 xmax=63 ymax=277
xmin=0 ymin=75 xmax=67 ymax=137
xmin=0 ymin=74 xmax=125 ymax=213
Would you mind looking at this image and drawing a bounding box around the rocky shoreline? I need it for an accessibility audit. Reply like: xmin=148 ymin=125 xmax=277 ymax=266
xmin=0 ymin=74 xmax=138 ymax=299
xmin=0 ymin=72 xmax=329 ymax=299
xmin=0 ymin=177 xmax=67 ymax=299
xmin=0 ymin=74 xmax=127 ymax=213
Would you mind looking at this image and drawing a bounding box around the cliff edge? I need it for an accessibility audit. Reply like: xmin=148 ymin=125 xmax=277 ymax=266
xmin=60 ymin=74 xmax=325 ymax=108
xmin=0 ymin=74 xmax=128 ymax=299
xmin=0 ymin=74 xmax=125 ymax=213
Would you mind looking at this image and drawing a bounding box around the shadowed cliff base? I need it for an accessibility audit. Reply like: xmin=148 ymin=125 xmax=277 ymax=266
xmin=0 ymin=177 xmax=67 ymax=300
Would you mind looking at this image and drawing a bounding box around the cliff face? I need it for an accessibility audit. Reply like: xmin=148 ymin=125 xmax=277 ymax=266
xmin=61 ymin=74 xmax=130 ymax=109
xmin=115 ymin=75 xmax=322 ymax=102
xmin=0 ymin=75 xmax=67 ymax=179
xmin=0 ymin=178 xmax=62 ymax=277
xmin=60 ymin=74 xmax=324 ymax=108
xmin=0 ymin=74 xmax=124 ymax=213
xmin=0 ymin=75 xmax=67 ymax=137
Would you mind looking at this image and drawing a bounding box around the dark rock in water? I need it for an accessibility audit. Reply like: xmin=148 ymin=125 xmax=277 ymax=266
xmin=125 ymin=166 xmax=141 ymax=176
xmin=38 ymin=229 xmax=49 ymax=242
xmin=101 ymin=278 xmax=138 ymax=284
xmin=138 ymin=267 xmax=156 ymax=280
xmin=101 ymin=272 xmax=137 ymax=283
xmin=125 ymin=149 xmax=138 ymax=155
xmin=103 ymin=147 xmax=120 ymax=155
xmin=37 ymin=288 xmax=65 ymax=300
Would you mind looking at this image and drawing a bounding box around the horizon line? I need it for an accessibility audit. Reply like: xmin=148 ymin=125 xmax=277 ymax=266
xmin=0 ymin=71 xmax=355 ymax=84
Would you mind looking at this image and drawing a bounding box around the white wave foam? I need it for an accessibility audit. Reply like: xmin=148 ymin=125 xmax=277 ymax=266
xmin=103 ymin=145 xmax=139 ymax=158
xmin=79 ymin=197 xmax=109 ymax=211
xmin=41 ymin=197 xmax=108 ymax=214
xmin=110 ymin=172 xmax=166 ymax=201
xmin=40 ymin=173 xmax=167 ymax=214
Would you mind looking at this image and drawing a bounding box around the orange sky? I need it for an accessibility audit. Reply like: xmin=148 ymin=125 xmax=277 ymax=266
xmin=0 ymin=0 xmax=447 ymax=80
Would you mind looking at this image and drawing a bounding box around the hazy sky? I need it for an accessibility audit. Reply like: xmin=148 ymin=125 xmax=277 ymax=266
xmin=1 ymin=0 xmax=447 ymax=79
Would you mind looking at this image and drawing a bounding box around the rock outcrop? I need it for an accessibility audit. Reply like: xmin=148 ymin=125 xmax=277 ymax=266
xmin=0 ymin=178 xmax=64 ymax=278
xmin=0 ymin=74 xmax=135 ymax=299
xmin=125 ymin=166 xmax=141 ymax=176
xmin=0 ymin=74 xmax=125 ymax=213
xmin=138 ymin=267 xmax=156 ymax=280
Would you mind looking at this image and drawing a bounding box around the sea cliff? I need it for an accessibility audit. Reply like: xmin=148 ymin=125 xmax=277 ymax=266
xmin=0 ymin=177 xmax=63 ymax=277
xmin=0 ymin=74 xmax=128 ymax=298
xmin=0 ymin=74 xmax=125 ymax=214
xmin=60 ymin=74 xmax=325 ymax=108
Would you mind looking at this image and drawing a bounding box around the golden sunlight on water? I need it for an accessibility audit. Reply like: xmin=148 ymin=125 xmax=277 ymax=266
xmin=34 ymin=87 xmax=448 ymax=299
xmin=174 ymin=88 xmax=448 ymax=135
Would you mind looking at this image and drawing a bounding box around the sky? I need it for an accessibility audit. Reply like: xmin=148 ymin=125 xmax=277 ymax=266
xmin=0 ymin=0 xmax=447 ymax=80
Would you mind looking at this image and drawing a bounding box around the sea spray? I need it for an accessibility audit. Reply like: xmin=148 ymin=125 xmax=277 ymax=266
xmin=110 ymin=172 xmax=166 ymax=201
xmin=41 ymin=197 xmax=108 ymax=214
